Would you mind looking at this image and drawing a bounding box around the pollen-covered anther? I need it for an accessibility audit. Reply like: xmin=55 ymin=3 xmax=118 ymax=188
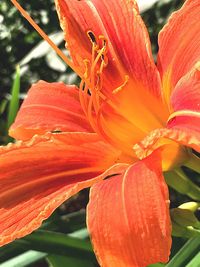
xmin=112 ymin=75 xmax=129 ymax=95
xmin=87 ymin=30 xmax=99 ymax=50
xmin=98 ymin=35 xmax=108 ymax=53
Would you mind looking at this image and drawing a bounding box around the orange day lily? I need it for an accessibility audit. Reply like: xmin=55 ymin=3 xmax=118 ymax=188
xmin=1 ymin=0 xmax=200 ymax=266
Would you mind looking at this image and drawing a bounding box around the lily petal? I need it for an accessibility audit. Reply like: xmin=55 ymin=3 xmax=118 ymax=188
xmin=55 ymin=0 xmax=163 ymax=98
xmin=167 ymin=63 xmax=200 ymax=146
xmin=55 ymin=0 xmax=137 ymax=74
xmin=89 ymin=0 xmax=161 ymax=97
xmin=55 ymin=0 xmax=169 ymax=150
xmin=133 ymin=127 xmax=200 ymax=171
xmin=169 ymin=63 xmax=200 ymax=123
xmin=0 ymin=132 xmax=119 ymax=246
xmin=9 ymin=81 xmax=92 ymax=140
xmin=134 ymin=64 xmax=200 ymax=168
xmin=158 ymin=0 xmax=200 ymax=104
xmin=87 ymin=152 xmax=171 ymax=267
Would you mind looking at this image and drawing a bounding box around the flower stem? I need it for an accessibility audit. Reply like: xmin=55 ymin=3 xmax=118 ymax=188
xmin=164 ymin=169 xmax=200 ymax=201
xmin=184 ymin=153 xmax=200 ymax=173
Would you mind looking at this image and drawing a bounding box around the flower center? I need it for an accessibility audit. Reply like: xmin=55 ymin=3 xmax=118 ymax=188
xmin=79 ymin=31 xmax=171 ymax=159
xmin=79 ymin=31 xmax=107 ymax=130
xmin=79 ymin=31 xmax=133 ymax=149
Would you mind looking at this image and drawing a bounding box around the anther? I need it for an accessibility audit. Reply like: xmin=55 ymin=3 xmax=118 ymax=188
xmin=99 ymin=35 xmax=107 ymax=47
xmin=99 ymin=35 xmax=108 ymax=53
xmin=87 ymin=31 xmax=97 ymax=45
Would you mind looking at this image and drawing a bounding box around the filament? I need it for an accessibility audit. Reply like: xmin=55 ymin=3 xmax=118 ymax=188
xmin=11 ymin=0 xmax=82 ymax=78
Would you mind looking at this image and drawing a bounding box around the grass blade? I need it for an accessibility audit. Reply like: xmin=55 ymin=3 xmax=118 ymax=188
xmin=7 ymin=65 xmax=20 ymax=130
xmin=0 ymin=99 xmax=8 ymax=115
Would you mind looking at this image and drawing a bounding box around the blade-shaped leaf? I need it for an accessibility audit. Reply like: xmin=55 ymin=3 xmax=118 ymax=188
xmin=7 ymin=65 xmax=20 ymax=130
xmin=0 ymin=251 xmax=46 ymax=267
xmin=186 ymin=252 xmax=200 ymax=267
xmin=166 ymin=238 xmax=200 ymax=267
xmin=47 ymin=254 xmax=94 ymax=267
xmin=0 ymin=99 xmax=8 ymax=115
xmin=13 ymin=230 xmax=95 ymax=261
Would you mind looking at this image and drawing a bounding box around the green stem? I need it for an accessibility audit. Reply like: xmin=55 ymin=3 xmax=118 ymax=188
xmin=184 ymin=153 xmax=200 ymax=173
xmin=164 ymin=169 xmax=200 ymax=201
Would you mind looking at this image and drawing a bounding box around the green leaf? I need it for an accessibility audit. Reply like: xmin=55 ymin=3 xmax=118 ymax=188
xmin=68 ymin=228 xmax=89 ymax=239
xmin=13 ymin=230 xmax=95 ymax=261
xmin=148 ymin=263 xmax=165 ymax=267
xmin=186 ymin=252 xmax=200 ymax=267
xmin=164 ymin=170 xmax=200 ymax=201
xmin=0 ymin=99 xmax=8 ymax=115
xmin=0 ymin=251 xmax=46 ymax=267
xmin=7 ymin=65 xmax=20 ymax=130
xmin=165 ymin=238 xmax=200 ymax=267
xmin=0 ymin=243 xmax=25 ymax=263
xmin=42 ymin=210 xmax=86 ymax=233
xmin=47 ymin=254 xmax=94 ymax=267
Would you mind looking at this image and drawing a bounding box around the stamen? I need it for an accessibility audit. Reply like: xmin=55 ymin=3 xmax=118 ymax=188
xmin=91 ymin=46 xmax=106 ymax=73
xmin=83 ymin=59 xmax=90 ymax=79
xmin=167 ymin=110 xmax=200 ymax=123
xmin=101 ymin=54 xmax=105 ymax=61
xmin=112 ymin=75 xmax=129 ymax=95
xmin=99 ymin=35 xmax=108 ymax=52
xmin=79 ymin=80 xmax=88 ymax=115
xmin=87 ymin=31 xmax=97 ymax=46
xmin=11 ymin=0 xmax=82 ymax=78
xmin=79 ymin=32 xmax=110 ymax=133
xmin=100 ymin=56 xmax=108 ymax=70
xmin=87 ymin=94 xmax=98 ymax=130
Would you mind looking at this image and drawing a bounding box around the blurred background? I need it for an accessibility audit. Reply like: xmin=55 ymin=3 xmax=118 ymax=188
xmin=1 ymin=1 xmax=199 ymax=267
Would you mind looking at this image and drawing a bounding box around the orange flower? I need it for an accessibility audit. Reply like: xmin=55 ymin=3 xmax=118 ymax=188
xmin=1 ymin=0 xmax=200 ymax=266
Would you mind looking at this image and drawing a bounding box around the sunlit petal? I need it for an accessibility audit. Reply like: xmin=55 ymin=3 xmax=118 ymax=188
xmin=0 ymin=132 xmax=120 ymax=246
xmin=87 ymin=152 xmax=171 ymax=267
xmin=158 ymin=0 xmax=200 ymax=105
xmin=9 ymin=81 xmax=93 ymax=140
xmin=166 ymin=63 xmax=200 ymax=150
xmin=133 ymin=127 xmax=199 ymax=170
xmin=55 ymin=0 xmax=169 ymax=148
